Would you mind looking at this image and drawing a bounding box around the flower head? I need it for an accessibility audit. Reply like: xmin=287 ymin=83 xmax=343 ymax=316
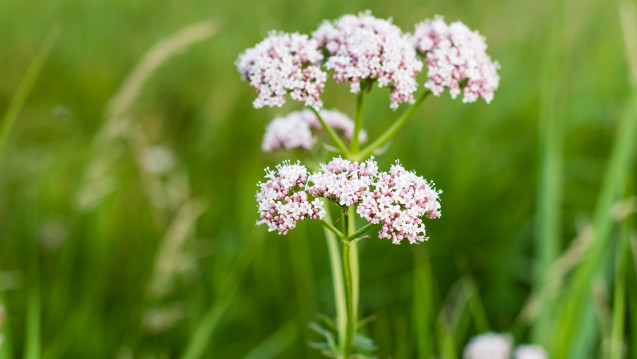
xmin=313 ymin=11 xmax=423 ymax=109
xmin=237 ymin=32 xmax=327 ymax=109
xmin=357 ymin=161 xmax=441 ymax=244
xmin=256 ymin=158 xmax=441 ymax=243
xmin=411 ymin=16 xmax=500 ymax=103
xmin=262 ymin=109 xmax=367 ymax=152
xmin=256 ymin=161 xmax=326 ymax=234
xmin=514 ymin=345 xmax=548 ymax=359
xmin=463 ymin=333 xmax=512 ymax=359
xmin=308 ymin=157 xmax=378 ymax=207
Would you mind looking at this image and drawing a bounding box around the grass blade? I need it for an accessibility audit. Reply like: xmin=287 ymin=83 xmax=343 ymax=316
xmin=609 ymin=217 xmax=631 ymax=358
xmin=413 ymin=248 xmax=435 ymax=359
xmin=242 ymin=320 xmax=298 ymax=359
xmin=532 ymin=6 xmax=563 ymax=346
xmin=553 ymin=75 xmax=637 ymax=359
xmin=0 ymin=28 xmax=60 ymax=157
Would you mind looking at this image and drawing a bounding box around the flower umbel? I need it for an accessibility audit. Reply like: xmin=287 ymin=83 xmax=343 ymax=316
xmin=256 ymin=161 xmax=326 ymax=234
xmin=411 ymin=16 xmax=500 ymax=103
xmin=357 ymin=161 xmax=441 ymax=244
xmin=237 ymin=32 xmax=327 ymax=109
xmin=313 ymin=11 xmax=423 ymax=109
xmin=257 ymin=158 xmax=441 ymax=245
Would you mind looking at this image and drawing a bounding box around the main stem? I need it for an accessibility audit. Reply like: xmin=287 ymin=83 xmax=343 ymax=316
xmin=342 ymin=207 xmax=357 ymax=358
xmin=342 ymin=241 xmax=354 ymax=358
xmin=339 ymin=90 xmax=366 ymax=358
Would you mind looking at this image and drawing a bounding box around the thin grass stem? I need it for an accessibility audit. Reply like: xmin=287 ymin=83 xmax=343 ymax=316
xmin=0 ymin=28 xmax=60 ymax=158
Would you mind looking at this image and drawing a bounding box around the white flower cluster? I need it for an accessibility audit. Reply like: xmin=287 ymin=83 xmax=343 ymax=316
xmin=256 ymin=161 xmax=326 ymax=234
xmin=357 ymin=161 xmax=441 ymax=244
xmin=308 ymin=157 xmax=378 ymax=207
xmin=236 ymin=32 xmax=327 ymax=109
xmin=411 ymin=16 xmax=500 ymax=103
xmin=257 ymin=157 xmax=442 ymax=244
xmin=262 ymin=109 xmax=367 ymax=152
xmin=463 ymin=333 xmax=548 ymax=359
xmin=313 ymin=12 xmax=423 ymax=109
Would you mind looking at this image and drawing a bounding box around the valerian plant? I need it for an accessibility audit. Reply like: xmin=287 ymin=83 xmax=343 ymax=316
xmin=237 ymin=11 xmax=500 ymax=358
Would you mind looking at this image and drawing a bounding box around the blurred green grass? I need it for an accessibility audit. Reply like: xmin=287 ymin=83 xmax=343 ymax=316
xmin=0 ymin=0 xmax=635 ymax=357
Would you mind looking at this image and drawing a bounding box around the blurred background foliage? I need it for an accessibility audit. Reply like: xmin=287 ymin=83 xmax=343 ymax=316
xmin=0 ymin=0 xmax=635 ymax=357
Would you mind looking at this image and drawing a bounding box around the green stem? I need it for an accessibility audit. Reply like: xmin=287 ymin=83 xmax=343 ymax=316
xmin=341 ymin=207 xmax=359 ymax=358
xmin=342 ymin=240 xmax=354 ymax=358
xmin=350 ymin=92 xmax=365 ymax=155
xmin=310 ymin=107 xmax=351 ymax=157
xmin=347 ymin=222 xmax=374 ymax=241
xmin=320 ymin=219 xmax=345 ymax=238
xmin=348 ymin=207 xmax=359 ymax=340
xmin=357 ymin=90 xmax=431 ymax=160
xmin=322 ymin=212 xmax=347 ymax=351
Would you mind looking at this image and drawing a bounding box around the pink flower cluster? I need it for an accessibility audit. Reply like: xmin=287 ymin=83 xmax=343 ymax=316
xmin=357 ymin=161 xmax=441 ymax=244
xmin=257 ymin=157 xmax=442 ymax=244
xmin=239 ymin=13 xmax=500 ymax=110
xmin=262 ymin=109 xmax=368 ymax=152
xmin=411 ymin=16 xmax=500 ymax=103
xmin=256 ymin=161 xmax=326 ymax=234
xmin=236 ymin=32 xmax=327 ymax=109
xmin=307 ymin=157 xmax=378 ymax=207
xmin=313 ymin=12 xmax=423 ymax=109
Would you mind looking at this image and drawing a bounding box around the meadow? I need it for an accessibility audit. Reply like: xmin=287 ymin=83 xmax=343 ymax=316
xmin=0 ymin=0 xmax=636 ymax=357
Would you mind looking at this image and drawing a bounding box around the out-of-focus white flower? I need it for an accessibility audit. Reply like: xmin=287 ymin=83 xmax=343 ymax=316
xmin=357 ymin=161 xmax=441 ymax=244
xmin=313 ymin=11 xmax=423 ymax=109
xmin=141 ymin=145 xmax=176 ymax=175
xmin=237 ymin=32 xmax=327 ymax=109
xmin=256 ymin=161 xmax=326 ymax=234
xmin=411 ymin=16 xmax=500 ymax=103
xmin=463 ymin=333 xmax=513 ymax=359
xmin=514 ymin=344 xmax=548 ymax=359
xmin=38 ymin=219 xmax=68 ymax=250
xmin=262 ymin=112 xmax=316 ymax=152
xmin=262 ymin=109 xmax=367 ymax=152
